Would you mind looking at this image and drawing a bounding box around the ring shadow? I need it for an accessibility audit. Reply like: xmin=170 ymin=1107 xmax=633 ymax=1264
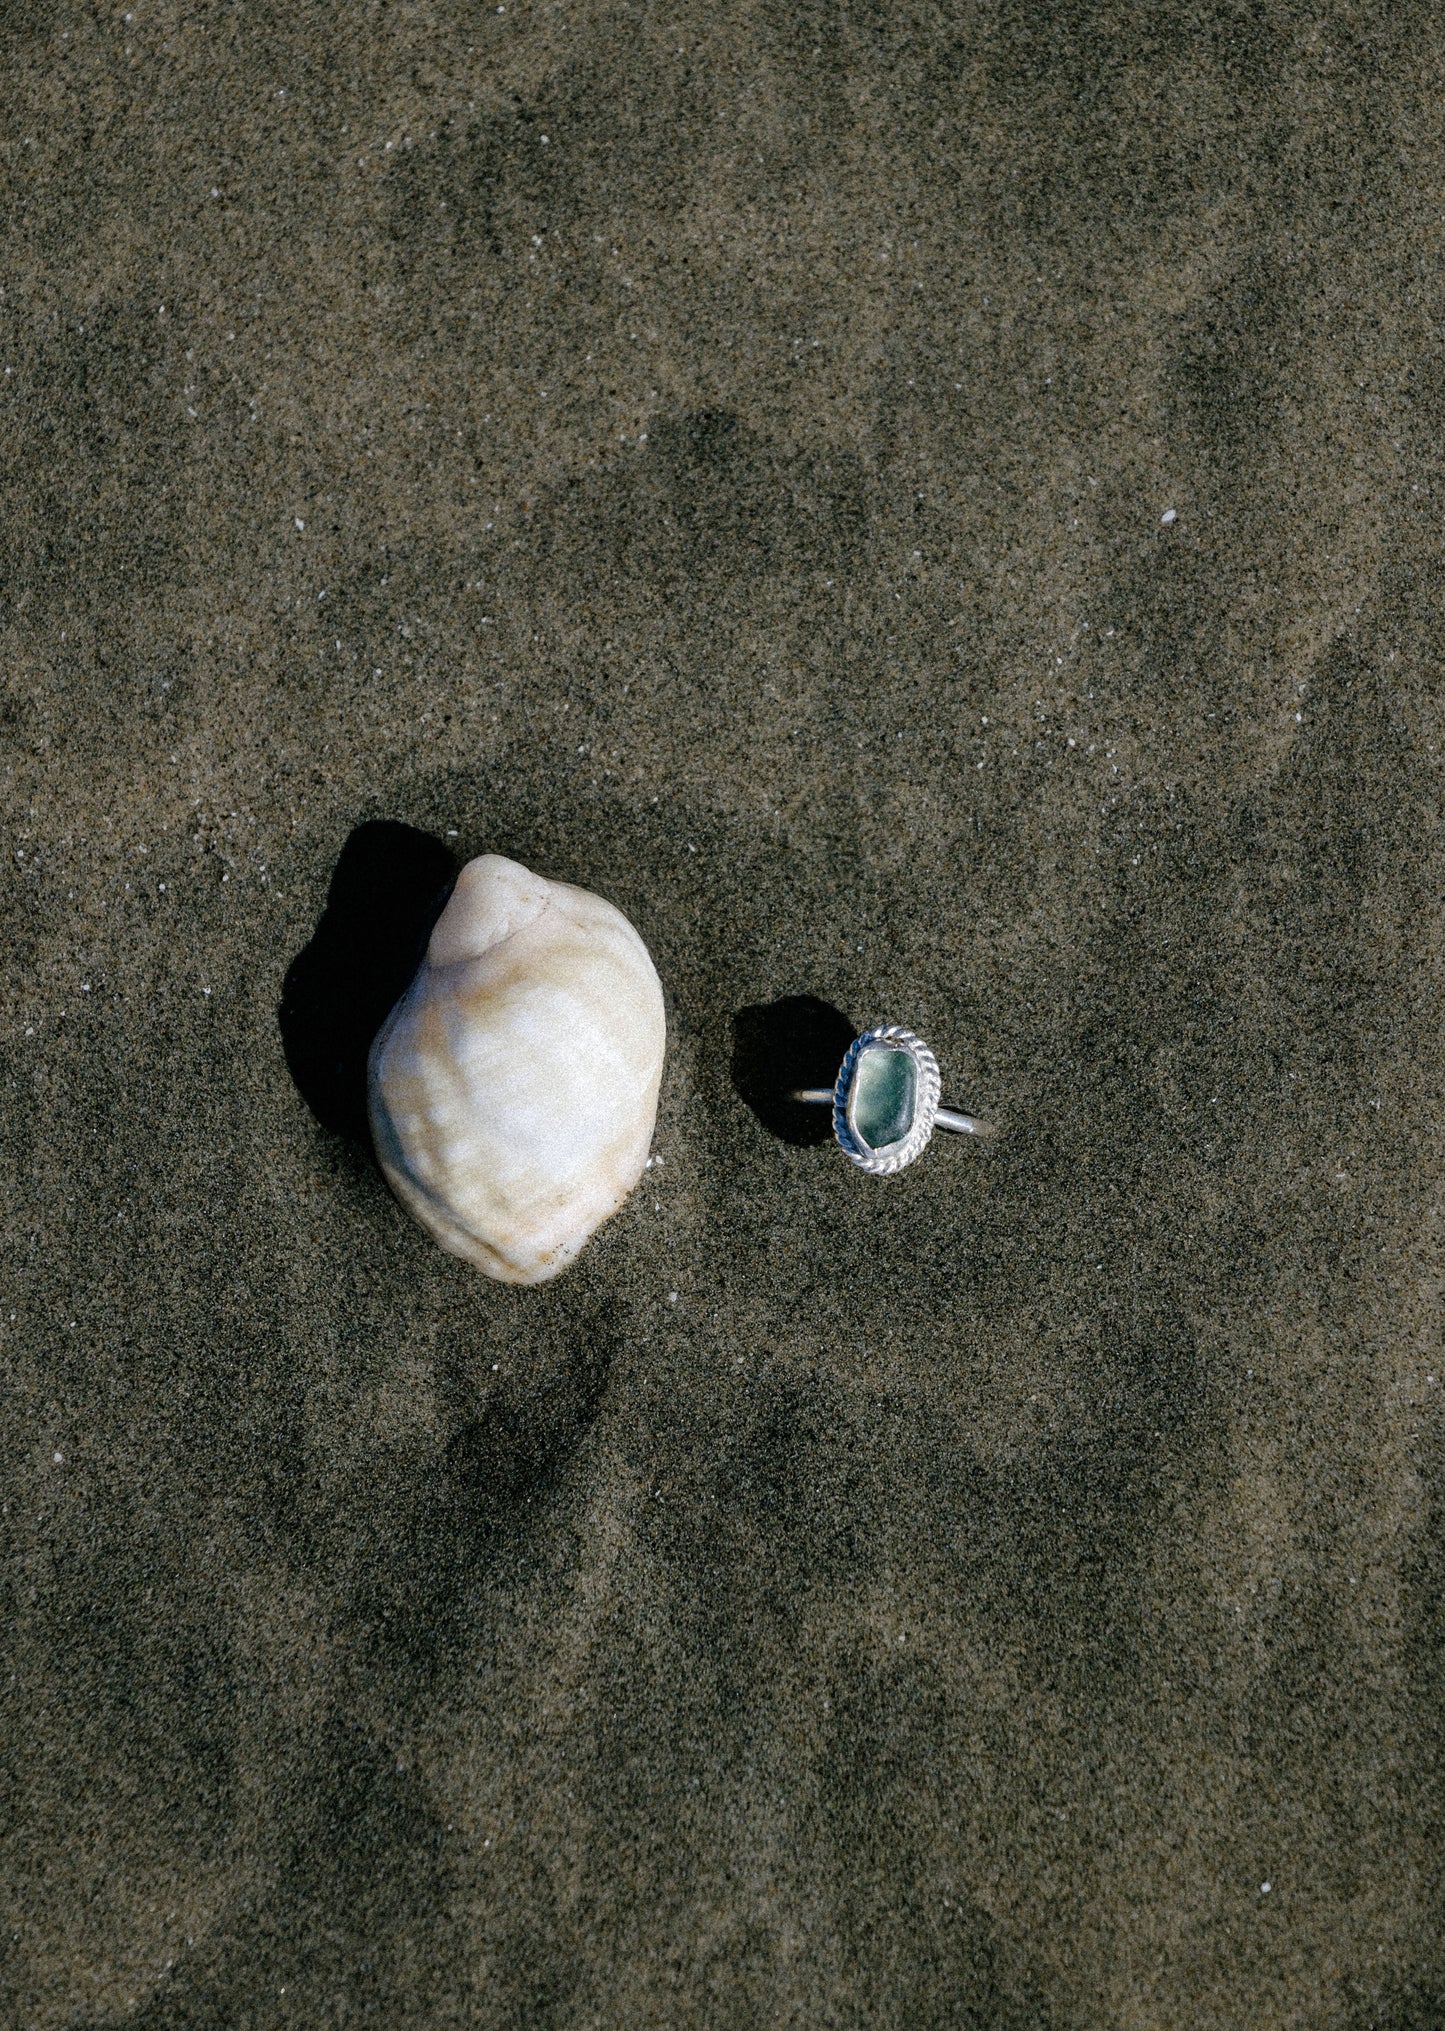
xmin=729 ymin=994 xmax=858 ymax=1147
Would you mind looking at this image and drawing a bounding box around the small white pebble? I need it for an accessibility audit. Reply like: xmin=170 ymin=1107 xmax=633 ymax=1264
xmin=1260 ymin=1881 xmax=1271 ymax=1893
xmin=53 ymin=1451 xmax=63 ymax=1464
xmin=1161 ymin=508 xmax=1178 ymax=525
xmin=294 ymin=517 xmax=304 ymax=531
xmin=668 ymin=1291 xmax=678 ymax=1303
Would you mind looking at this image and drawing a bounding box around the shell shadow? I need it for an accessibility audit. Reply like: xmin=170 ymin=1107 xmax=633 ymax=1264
xmin=277 ymin=819 xmax=457 ymax=1141
xmin=730 ymin=994 xmax=857 ymax=1147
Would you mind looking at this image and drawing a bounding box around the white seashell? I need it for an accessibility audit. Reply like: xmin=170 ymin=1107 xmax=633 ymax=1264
xmin=367 ymin=853 xmax=666 ymax=1284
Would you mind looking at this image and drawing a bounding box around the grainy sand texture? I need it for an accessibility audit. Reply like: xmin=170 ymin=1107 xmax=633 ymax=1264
xmin=4 ymin=2 xmax=1444 ymax=2025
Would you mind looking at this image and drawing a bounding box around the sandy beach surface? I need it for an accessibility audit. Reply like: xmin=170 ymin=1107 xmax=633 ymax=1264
xmin=4 ymin=2 xmax=1443 ymax=2024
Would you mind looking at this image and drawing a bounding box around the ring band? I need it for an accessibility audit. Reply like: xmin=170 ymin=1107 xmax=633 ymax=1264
xmin=791 ymin=1089 xmax=984 ymax=1135
xmin=788 ymin=1025 xmax=988 ymax=1174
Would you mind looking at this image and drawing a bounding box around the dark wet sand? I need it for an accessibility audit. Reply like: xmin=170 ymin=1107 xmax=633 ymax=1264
xmin=4 ymin=3 xmax=1444 ymax=2024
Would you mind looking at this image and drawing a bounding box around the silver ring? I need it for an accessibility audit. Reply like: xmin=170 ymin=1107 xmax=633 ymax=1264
xmin=789 ymin=1024 xmax=988 ymax=1175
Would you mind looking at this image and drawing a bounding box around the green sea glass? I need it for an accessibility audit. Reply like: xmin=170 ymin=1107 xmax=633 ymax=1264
xmin=849 ymin=1046 xmax=917 ymax=1151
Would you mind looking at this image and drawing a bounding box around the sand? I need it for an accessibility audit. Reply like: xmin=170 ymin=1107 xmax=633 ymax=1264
xmin=3 ymin=2 xmax=1443 ymax=2024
